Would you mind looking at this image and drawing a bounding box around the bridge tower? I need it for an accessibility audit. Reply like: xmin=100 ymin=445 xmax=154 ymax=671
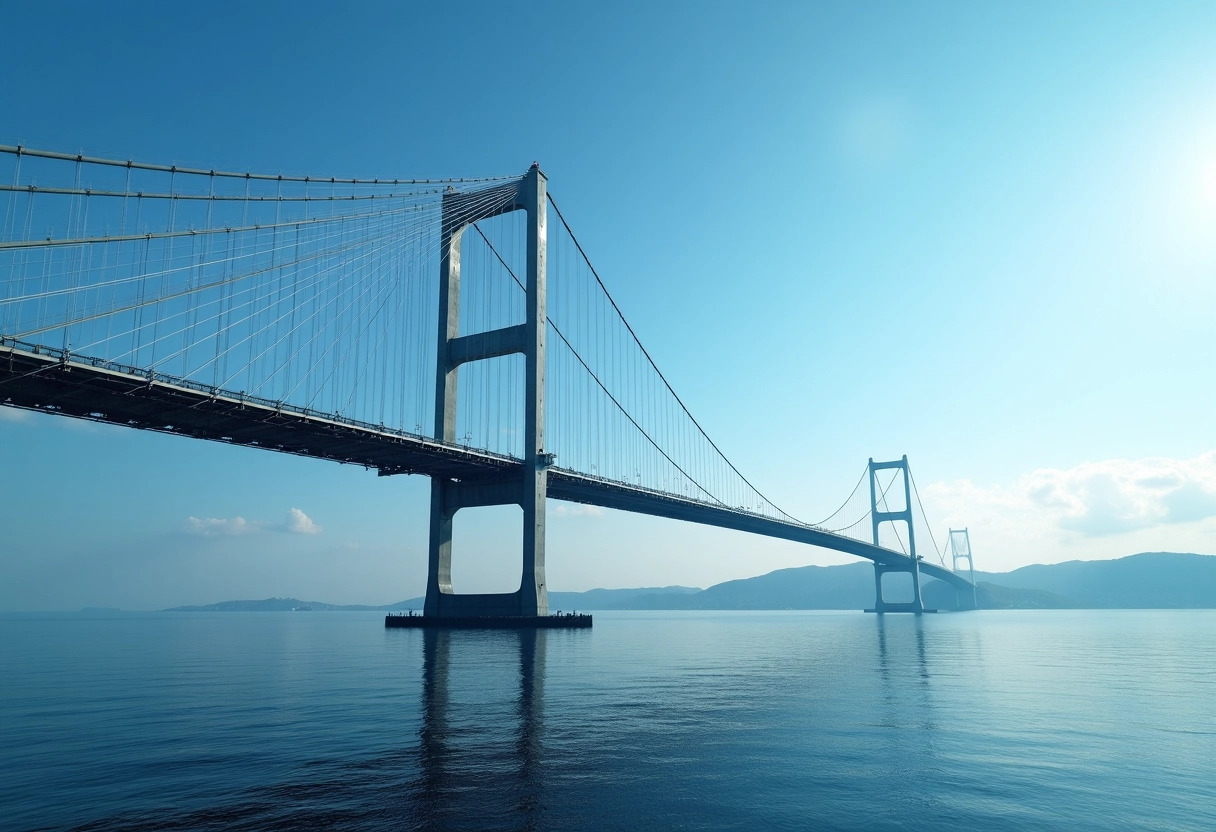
xmin=424 ymin=165 xmax=550 ymax=619
xmin=867 ymin=456 xmax=925 ymax=614
xmin=949 ymin=528 xmax=979 ymax=610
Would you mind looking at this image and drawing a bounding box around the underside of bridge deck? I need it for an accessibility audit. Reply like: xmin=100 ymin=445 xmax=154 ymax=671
xmin=1 ymin=340 xmax=515 ymax=481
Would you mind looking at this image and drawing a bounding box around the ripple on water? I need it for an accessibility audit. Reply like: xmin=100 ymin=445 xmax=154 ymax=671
xmin=0 ymin=609 xmax=1213 ymax=831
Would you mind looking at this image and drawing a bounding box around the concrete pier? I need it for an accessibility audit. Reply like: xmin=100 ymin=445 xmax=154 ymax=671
xmin=385 ymin=612 xmax=592 ymax=629
xmin=865 ymin=559 xmax=937 ymax=613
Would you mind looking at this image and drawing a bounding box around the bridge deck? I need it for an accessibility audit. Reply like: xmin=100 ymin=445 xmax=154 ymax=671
xmin=0 ymin=340 xmax=971 ymax=591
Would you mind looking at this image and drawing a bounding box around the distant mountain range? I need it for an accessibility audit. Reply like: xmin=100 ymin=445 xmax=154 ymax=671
xmin=163 ymin=586 xmax=701 ymax=613
xmin=971 ymin=551 xmax=1216 ymax=609
xmin=162 ymin=552 xmax=1215 ymax=612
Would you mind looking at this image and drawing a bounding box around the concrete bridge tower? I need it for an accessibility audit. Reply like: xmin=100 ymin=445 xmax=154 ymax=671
xmin=867 ymin=456 xmax=926 ymax=614
xmin=949 ymin=528 xmax=979 ymax=610
xmin=424 ymin=165 xmax=550 ymax=620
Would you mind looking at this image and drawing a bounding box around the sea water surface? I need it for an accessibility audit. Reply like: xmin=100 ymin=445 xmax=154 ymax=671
xmin=2 ymin=609 xmax=1213 ymax=831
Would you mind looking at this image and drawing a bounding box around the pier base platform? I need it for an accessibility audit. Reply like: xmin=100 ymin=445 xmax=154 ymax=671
xmin=864 ymin=608 xmax=938 ymax=614
xmin=385 ymin=613 xmax=592 ymax=629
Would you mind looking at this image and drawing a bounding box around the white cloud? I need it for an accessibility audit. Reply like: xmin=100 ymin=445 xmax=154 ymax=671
xmin=284 ymin=508 xmax=321 ymax=535
xmin=922 ymin=451 xmax=1216 ymax=571
xmin=183 ymin=507 xmax=322 ymax=537
xmin=184 ymin=516 xmax=263 ymax=537
xmin=553 ymin=504 xmax=605 ymax=518
xmin=1020 ymin=452 xmax=1216 ymax=535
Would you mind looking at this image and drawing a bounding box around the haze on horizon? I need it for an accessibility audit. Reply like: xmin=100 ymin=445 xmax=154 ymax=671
xmin=1 ymin=1 xmax=1213 ymax=611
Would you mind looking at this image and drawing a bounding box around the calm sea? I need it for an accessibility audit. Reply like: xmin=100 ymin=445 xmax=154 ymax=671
xmin=2 ymin=610 xmax=1213 ymax=831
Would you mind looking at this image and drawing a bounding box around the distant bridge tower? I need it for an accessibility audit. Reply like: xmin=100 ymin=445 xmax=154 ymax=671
xmin=948 ymin=528 xmax=978 ymax=610
xmin=867 ymin=456 xmax=925 ymax=614
xmin=425 ymin=165 xmax=550 ymax=619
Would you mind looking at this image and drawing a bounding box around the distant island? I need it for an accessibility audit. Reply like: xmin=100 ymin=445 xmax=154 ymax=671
xmin=162 ymin=552 xmax=1215 ymax=612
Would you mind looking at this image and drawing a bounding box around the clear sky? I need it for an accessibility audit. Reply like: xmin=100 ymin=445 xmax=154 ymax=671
xmin=1 ymin=1 xmax=1213 ymax=610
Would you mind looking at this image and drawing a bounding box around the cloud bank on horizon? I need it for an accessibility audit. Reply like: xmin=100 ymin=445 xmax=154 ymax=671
xmin=924 ymin=451 xmax=1216 ymax=571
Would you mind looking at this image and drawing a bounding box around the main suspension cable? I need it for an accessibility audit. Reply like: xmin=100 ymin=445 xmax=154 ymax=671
xmin=547 ymin=192 xmax=801 ymax=522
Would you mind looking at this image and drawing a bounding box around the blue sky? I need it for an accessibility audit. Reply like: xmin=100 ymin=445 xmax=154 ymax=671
xmin=1 ymin=1 xmax=1213 ymax=609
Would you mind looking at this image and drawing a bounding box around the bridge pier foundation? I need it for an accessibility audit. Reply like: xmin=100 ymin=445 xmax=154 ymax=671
xmin=866 ymin=560 xmax=927 ymax=614
xmin=424 ymin=471 xmax=549 ymax=619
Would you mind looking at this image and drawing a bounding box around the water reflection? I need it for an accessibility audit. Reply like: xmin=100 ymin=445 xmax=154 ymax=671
xmin=874 ymin=615 xmax=937 ymax=739
xmin=875 ymin=615 xmax=930 ymax=684
xmin=416 ymin=628 xmax=548 ymax=832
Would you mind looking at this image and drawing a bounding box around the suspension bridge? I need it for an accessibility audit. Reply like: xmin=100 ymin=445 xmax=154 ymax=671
xmin=0 ymin=145 xmax=977 ymax=620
